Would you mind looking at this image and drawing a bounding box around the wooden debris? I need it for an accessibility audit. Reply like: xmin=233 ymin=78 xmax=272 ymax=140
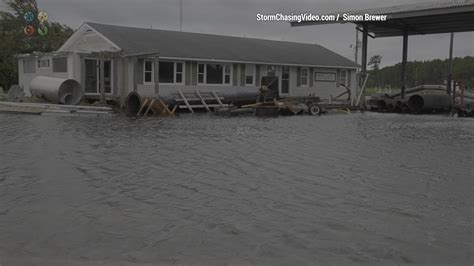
xmin=136 ymin=97 xmax=176 ymax=117
xmin=0 ymin=101 xmax=113 ymax=116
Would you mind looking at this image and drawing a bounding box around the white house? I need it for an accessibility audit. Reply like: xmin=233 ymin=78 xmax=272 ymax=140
xmin=18 ymin=22 xmax=359 ymax=106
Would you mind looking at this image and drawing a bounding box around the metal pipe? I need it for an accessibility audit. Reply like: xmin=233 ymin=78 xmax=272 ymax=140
xmin=407 ymin=94 xmax=452 ymax=113
xmin=126 ymin=91 xmax=142 ymax=115
xmin=30 ymin=76 xmax=83 ymax=105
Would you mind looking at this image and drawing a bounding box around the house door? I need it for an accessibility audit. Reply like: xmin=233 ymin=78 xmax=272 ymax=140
xmin=281 ymin=66 xmax=290 ymax=96
xmin=84 ymin=59 xmax=112 ymax=94
xmin=266 ymin=65 xmax=279 ymax=98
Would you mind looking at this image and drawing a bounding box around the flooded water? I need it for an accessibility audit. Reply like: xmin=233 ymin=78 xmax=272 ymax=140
xmin=0 ymin=112 xmax=472 ymax=265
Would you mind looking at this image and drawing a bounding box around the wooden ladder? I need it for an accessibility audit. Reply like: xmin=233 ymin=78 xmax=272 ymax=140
xmin=176 ymin=89 xmax=227 ymax=113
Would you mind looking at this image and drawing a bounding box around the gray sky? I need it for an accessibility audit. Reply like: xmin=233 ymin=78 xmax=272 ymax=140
xmin=2 ymin=0 xmax=473 ymax=67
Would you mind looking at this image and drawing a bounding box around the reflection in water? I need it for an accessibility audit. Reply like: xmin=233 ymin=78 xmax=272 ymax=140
xmin=0 ymin=113 xmax=472 ymax=265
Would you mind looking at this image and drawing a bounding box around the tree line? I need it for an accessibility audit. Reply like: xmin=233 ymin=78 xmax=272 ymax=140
xmin=367 ymin=56 xmax=474 ymax=91
xmin=0 ymin=0 xmax=73 ymax=91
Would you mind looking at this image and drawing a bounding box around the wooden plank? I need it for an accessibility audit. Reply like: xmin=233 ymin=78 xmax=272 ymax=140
xmin=137 ymin=98 xmax=149 ymax=116
xmin=0 ymin=101 xmax=113 ymax=111
xmin=195 ymin=90 xmax=210 ymax=112
xmin=170 ymin=105 xmax=177 ymax=115
xmin=174 ymin=94 xmax=223 ymax=101
xmin=0 ymin=105 xmax=45 ymax=114
xmin=157 ymin=98 xmax=173 ymax=115
xmin=211 ymin=90 xmax=224 ymax=107
xmin=178 ymin=104 xmax=228 ymax=109
xmin=178 ymin=89 xmax=194 ymax=113
xmin=144 ymin=99 xmax=155 ymax=116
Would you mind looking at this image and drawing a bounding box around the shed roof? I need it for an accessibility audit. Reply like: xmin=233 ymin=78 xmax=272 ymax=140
xmin=291 ymin=0 xmax=474 ymax=37
xmin=84 ymin=22 xmax=358 ymax=68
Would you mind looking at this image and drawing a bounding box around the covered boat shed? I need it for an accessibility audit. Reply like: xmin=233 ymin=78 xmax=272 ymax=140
xmin=292 ymin=0 xmax=474 ymax=102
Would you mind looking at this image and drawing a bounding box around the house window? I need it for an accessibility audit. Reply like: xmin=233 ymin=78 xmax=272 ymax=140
xmin=159 ymin=61 xmax=184 ymax=84
xmin=198 ymin=63 xmax=205 ymax=84
xmin=37 ymin=59 xmax=50 ymax=69
xmin=245 ymin=64 xmax=254 ymax=85
xmin=23 ymin=59 xmax=35 ymax=73
xmin=206 ymin=64 xmax=223 ymax=84
xmin=159 ymin=61 xmax=174 ymax=83
xmin=175 ymin=62 xmax=183 ymax=83
xmin=144 ymin=60 xmax=154 ymax=84
xmin=52 ymin=57 xmax=68 ymax=73
xmin=197 ymin=63 xmax=231 ymax=85
xmin=339 ymin=69 xmax=348 ymax=87
xmin=300 ymin=67 xmax=309 ymax=87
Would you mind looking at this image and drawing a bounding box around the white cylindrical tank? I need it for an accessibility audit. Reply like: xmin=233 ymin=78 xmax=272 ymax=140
xmin=30 ymin=76 xmax=83 ymax=105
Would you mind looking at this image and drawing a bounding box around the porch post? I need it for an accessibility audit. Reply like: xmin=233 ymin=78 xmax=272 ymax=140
xmin=99 ymin=55 xmax=105 ymax=103
xmin=154 ymin=56 xmax=159 ymax=98
xmin=121 ymin=58 xmax=128 ymax=108
xmin=133 ymin=58 xmax=138 ymax=92
xmin=360 ymin=23 xmax=368 ymax=107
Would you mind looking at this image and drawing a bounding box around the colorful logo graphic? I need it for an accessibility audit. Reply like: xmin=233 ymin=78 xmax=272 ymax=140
xmin=24 ymin=25 xmax=35 ymax=36
xmin=23 ymin=11 xmax=35 ymax=23
xmin=38 ymin=23 xmax=48 ymax=36
xmin=38 ymin=11 xmax=48 ymax=22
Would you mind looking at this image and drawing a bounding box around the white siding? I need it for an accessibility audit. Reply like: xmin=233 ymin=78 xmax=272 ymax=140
xmin=18 ymin=54 xmax=76 ymax=96
xmin=65 ymin=31 xmax=119 ymax=52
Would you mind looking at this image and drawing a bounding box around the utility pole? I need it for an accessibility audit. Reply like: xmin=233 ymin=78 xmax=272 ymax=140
xmin=179 ymin=0 xmax=183 ymax=31
xmin=355 ymin=28 xmax=359 ymax=65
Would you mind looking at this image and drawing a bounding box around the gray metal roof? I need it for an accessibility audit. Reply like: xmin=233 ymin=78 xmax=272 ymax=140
xmin=292 ymin=0 xmax=474 ymax=37
xmin=344 ymin=0 xmax=474 ymax=17
xmin=86 ymin=22 xmax=358 ymax=68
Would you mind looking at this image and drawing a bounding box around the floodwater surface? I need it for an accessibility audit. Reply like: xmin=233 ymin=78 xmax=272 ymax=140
xmin=0 ymin=112 xmax=472 ymax=265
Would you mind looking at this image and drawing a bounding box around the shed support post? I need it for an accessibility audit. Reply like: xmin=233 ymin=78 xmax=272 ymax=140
xmin=121 ymin=58 xmax=128 ymax=109
xmin=99 ymin=55 xmax=105 ymax=103
xmin=154 ymin=56 xmax=159 ymax=98
xmin=447 ymin=32 xmax=454 ymax=95
xmin=401 ymin=30 xmax=408 ymax=99
xmin=133 ymin=58 xmax=138 ymax=92
xmin=360 ymin=23 xmax=368 ymax=108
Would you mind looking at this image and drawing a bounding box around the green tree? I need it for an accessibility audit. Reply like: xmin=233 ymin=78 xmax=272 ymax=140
xmin=368 ymin=55 xmax=383 ymax=71
xmin=367 ymin=56 xmax=474 ymax=91
xmin=0 ymin=0 xmax=73 ymax=91
xmin=368 ymin=55 xmax=383 ymax=88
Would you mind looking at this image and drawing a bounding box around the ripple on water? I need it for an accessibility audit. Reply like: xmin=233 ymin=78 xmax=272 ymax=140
xmin=0 ymin=112 xmax=472 ymax=265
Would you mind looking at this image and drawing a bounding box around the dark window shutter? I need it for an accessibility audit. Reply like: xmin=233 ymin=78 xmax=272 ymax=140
xmin=136 ymin=59 xmax=144 ymax=85
xmin=232 ymin=63 xmax=238 ymax=86
xmin=191 ymin=62 xmax=197 ymax=85
xmin=296 ymin=67 xmax=301 ymax=87
xmin=240 ymin=64 xmax=245 ymax=86
xmin=185 ymin=61 xmax=191 ymax=85
xmin=336 ymin=69 xmax=340 ymax=87
xmin=309 ymin=67 xmax=313 ymax=87
xmin=347 ymin=69 xmax=352 ymax=88
xmin=256 ymin=65 xmax=260 ymax=86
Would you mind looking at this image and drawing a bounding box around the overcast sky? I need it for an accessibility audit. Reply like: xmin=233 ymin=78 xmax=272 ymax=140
xmin=2 ymin=0 xmax=473 ymax=67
